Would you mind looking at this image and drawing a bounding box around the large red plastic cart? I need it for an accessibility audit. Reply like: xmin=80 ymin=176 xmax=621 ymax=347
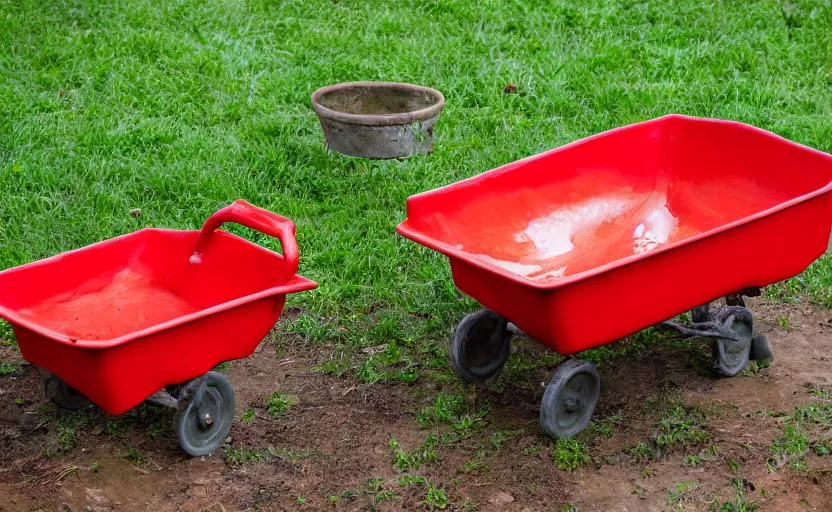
xmin=398 ymin=115 xmax=832 ymax=437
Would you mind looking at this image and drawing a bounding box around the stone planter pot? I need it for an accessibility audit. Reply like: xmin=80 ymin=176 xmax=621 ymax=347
xmin=311 ymin=81 xmax=445 ymax=159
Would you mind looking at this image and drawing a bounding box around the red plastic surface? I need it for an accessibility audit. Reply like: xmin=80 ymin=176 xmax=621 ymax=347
xmin=398 ymin=115 xmax=832 ymax=355
xmin=0 ymin=200 xmax=317 ymax=414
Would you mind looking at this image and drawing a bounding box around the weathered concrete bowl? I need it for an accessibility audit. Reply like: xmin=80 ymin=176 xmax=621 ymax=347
xmin=311 ymin=82 xmax=445 ymax=159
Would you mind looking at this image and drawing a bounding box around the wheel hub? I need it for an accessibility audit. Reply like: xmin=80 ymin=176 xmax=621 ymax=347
xmin=564 ymin=397 xmax=580 ymax=413
xmin=540 ymin=360 xmax=601 ymax=439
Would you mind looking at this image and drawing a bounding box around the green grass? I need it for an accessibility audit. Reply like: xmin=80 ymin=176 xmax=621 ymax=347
xmin=124 ymin=448 xmax=147 ymax=465
xmin=0 ymin=320 xmax=15 ymax=346
xmin=667 ymin=481 xmax=696 ymax=507
xmin=389 ymin=434 xmax=439 ymax=471
xmin=424 ymin=481 xmax=450 ymax=511
xmin=552 ymin=438 xmax=590 ymax=471
xmin=627 ymin=441 xmax=655 ymax=460
xmin=683 ymin=454 xmax=702 ymax=467
xmin=768 ymin=399 xmax=832 ymax=472
xmin=654 ymin=405 xmax=711 ymax=450
xmin=1 ymin=0 xmax=831 ymax=374
xmin=416 ymin=392 xmax=492 ymax=443
xmin=224 ymin=444 xmax=317 ymax=465
xmin=265 ymin=392 xmax=296 ymax=416
xmin=710 ymin=479 xmax=760 ymax=512
xmin=588 ymin=412 xmax=623 ymax=439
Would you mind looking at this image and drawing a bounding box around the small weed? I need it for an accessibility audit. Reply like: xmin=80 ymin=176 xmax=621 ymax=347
xmin=363 ymin=477 xmax=384 ymax=494
xmin=390 ymin=435 xmax=438 ymax=471
xmin=522 ymin=445 xmax=542 ymax=456
xmin=397 ymin=476 xmax=448 ymax=509
xmin=314 ymin=357 xmax=350 ymax=377
xmin=684 ymin=454 xmax=702 ymax=466
xmin=460 ymin=500 xmax=477 ymax=512
xmin=417 ymin=393 xmax=490 ymax=443
xmin=225 ymin=445 xmax=269 ymax=464
xmin=296 ymin=496 xmax=306 ymax=504
xmin=417 ymin=393 xmax=465 ymax=428
xmin=266 ymin=393 xmax=296 ymax=416
xmin=90 ymin=462 xmax=99 ymax=473
xmin=37 ymin=403 xmax=54 ymax=420
xmin=655 ymin=405 xmax=710 ymax=449
xmin=0 ymin=319 xmax=15 ymax=346
xmin=224 ymin=444 xmax=316 ymax=465
xmin=589 ymin=412 xmax=623 ymax=439
xmin=424 ymin=482 xmax=449 ymax=510
xmin=327 ymin=495 xmax=338 ymax=503
xmin=56 ymin=427 xmax=75 ymax=451
xmin=399 ymin=475 xmax=429 ymax=488
xmin=709 ymin=479 xmax=760 ymax=511
xmin=459 ymin=458 xmax=490 ymax=474
xmin=0 ymin=362 xmax=17 ymax=376
xmin=552 ymin=438 xmax=590 ymax=471
xmin=14 ymin=397 xmax=24 ymax=406
xmin=814 ymin=439 xmax=831 ymax=455
xmin=811 ymin=389 xmax=832 ymax=400
xmin=560 ymin=505 xmax=578 ymax=512
xmin=500 ymin=350 xmax=562 ymax=387
xmin=124 ymin=448 xmax=146 ymax=465
xmin=627 ymin=441 xmax=654 ymax=460
xmin=667 ymin=481 xmax=696 ymax=506
xmin=768 ymin=400 xmax=832 ymax=471
xmin=55 ymin=416 xmax=80 ymax=452
xmin=728 ymin=459 xmax=741 ymax=473
xmin=213 ymin=362 xmax=230 ymax=373
xmin=490 ymin=428 xmax=523 ymax=451
xmin=356 ymin=341 xmax=420 ymax=384
xmin=375 ymin=491 xmax=396 ymax=503
xmin=105 ymin=419 xmax=127 ymax=438
xmin=242 ymin=409 xmax=256 ymax=422
xmin=741 ymin=361 xmax=762 ymax=376
xmin=777 ymin=316 xmax=792 ymax=332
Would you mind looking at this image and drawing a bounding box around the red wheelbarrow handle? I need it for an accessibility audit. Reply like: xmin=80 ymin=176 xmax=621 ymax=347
xmin=192 ymin=200 xmax=299 ymax=286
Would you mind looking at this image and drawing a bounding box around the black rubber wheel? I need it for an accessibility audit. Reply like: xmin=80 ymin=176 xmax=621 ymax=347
xmin=449 ymin=309 xmax=512 ymax=383
xmin=750 ymin=335 xmax=774 ymax=363
xmin=174 ymin=372 xmax=235 ymax=457
xmin=540 ymin=359 xmax=600 ymax=438
xmin=711 ymin=307 xmax=754 ymax=377
xmin=691 ymin=304 xmax=710 ymax=324
xmin=712 ymin=338 xmax=751 ymax=377
xmin=690 ymin=304 xmax=711 ymax=324
xmin=44 ymin=374 xmax=92 ymax=410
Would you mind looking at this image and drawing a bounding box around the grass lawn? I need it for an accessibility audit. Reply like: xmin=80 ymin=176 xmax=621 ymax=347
xmin=1 ymin=0 xmax=831 ymax=373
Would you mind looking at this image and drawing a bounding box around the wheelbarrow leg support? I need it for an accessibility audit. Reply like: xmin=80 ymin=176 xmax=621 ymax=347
xmin=540 ymin=359 xmax=600 ymax=438
xmin=146 ymin=389 xmax=178 ymax=409
xmin=663 ymin=300 xmax=772 ymax=377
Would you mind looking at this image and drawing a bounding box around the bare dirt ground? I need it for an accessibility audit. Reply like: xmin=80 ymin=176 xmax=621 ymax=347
xmin=0 ymin=299 xmax=830 ymax=511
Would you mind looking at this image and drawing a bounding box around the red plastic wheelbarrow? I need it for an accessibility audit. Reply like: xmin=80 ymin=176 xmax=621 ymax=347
xmin=397 ymin=115 xmax=832 ymax=438
xmin=0 ymin=200 xmax=317 ymax=456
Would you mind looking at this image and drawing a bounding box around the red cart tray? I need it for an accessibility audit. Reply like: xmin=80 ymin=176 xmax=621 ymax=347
xmin=397 ymin=115 xmax=832 ymax=355
xmin=0 ymin=200 xmax=317 ymax=415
